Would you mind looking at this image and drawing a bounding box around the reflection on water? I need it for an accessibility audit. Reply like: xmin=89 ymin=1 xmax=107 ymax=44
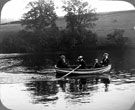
xmin=25 ymin=81 xmax=58 ymax=104
xmin=1 ymin=77 xmax=135 ymax=110
xmin=0 ymin=49 xmax=135 ymax=110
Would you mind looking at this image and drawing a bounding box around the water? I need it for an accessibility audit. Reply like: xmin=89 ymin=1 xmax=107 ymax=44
xmin=0 ymin=49 xmax=135 ymax=110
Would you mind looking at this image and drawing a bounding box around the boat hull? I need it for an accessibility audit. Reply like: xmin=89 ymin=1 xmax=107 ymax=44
xmin=55 ymin=65 xmax=111 ymax=76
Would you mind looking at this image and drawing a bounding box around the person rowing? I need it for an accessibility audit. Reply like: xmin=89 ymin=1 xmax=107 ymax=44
xmin=100 ymin=53 xmax=110 ymax=66
xmin=57 ymin=55 xmax=69 ymax=68
xmin=77 ymin=56 xmax=86 ymax=69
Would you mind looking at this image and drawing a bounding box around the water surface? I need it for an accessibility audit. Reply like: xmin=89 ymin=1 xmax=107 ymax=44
xmin=0 ymin=49 xmax=135 ymax=110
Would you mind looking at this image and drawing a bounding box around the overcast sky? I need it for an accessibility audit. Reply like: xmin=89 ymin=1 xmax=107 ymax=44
xmin=1 ymin=0 xmax=135 ymax=22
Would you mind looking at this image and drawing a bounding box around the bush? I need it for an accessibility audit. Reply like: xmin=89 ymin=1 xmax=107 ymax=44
xmin=0 ymin=33 xmax=32 ymax=53
xmin=59 ymin=29 xmax=97 ymax=50
xmin=106 ymin=29 xmax=129 ymax=48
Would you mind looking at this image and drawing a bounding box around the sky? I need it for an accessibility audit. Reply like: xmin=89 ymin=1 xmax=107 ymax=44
xmin=1 ymin=0 xmax=135 ymax=22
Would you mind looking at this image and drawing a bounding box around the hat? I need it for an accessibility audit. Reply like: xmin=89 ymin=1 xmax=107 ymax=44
xmin=60 ymin=55 xmax=65 ymax=59
xmin=95 ymin=59 xmax=98 ymax=61
xmin=78 ymin=56 xmax=83 ymax=60
xmin=103 ymin=53 xmax=109 ymax=56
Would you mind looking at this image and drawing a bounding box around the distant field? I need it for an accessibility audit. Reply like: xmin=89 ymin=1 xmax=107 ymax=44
xmin=1 ymin=10 xmax=135 ymax=46
xmin=0 ymin=23 xmax=23 ymax=32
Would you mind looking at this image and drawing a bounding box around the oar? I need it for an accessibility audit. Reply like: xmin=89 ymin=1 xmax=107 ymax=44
xmin=54 ymin=65 xmax=81 ymax=81
xmin=61 ymin=65 xmax=81 ymax=78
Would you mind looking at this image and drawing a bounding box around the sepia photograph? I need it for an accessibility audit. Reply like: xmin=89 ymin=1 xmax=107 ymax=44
xmin=0 ymin=0 xmax=135 ymax=110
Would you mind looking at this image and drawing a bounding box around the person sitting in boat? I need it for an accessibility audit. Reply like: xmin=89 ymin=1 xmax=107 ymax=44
xmin=57 ymin=55 xmax=69 ymax=68
xmin=77 ymin=56 xmax=86 ymax=69
xmin=93 ymin=59 xmax=101 ymax=68
xmin=100 ymin=53 xmax=110 ymax=66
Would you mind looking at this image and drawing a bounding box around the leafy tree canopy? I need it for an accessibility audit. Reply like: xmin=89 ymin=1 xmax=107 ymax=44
xmin=61 ymin=0 xmax=98 ymax=49
xmin=21 ymin=0 xmax=57 ymax=31
xmin=62 ymin=0 xmax=97 ymax=32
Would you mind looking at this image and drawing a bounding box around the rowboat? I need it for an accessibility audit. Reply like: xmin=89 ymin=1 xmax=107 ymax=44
xmin=55 ymin=64 xmax=111 ymax=76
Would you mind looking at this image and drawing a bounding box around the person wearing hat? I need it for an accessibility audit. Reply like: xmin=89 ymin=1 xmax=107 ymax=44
xmin=57 ymin=55 xmax=69 ymax=68
xmin=93 ymin=59 xmax=101 ymax=68
xmin=77 ymin=56 xmax=86 ymax=69
xmin=100 ymin=53 xmax=110 ymax=66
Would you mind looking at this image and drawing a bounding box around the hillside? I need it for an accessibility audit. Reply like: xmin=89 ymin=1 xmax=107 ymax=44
xmin=94 ymin=10 xmax=135 ymax=45
xmin=1 ymin=10 xmax=135 ymax=46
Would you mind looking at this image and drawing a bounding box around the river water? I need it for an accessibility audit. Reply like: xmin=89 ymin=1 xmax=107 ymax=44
xmin=0 ymin=49 xmax=135 ymax=110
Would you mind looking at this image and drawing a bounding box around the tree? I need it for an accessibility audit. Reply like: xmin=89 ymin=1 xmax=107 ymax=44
xmin=62 ymin=0 xmax=97 ymax=32
xmin=20 ymin=0 xmax=61 ymax=51
xmin=61 ymin=0 xmax=98 ymax=49
xmin=21 ymin=0 xmax=57 ymax=31
xmin=107 ymin=29 xmax=129 ymax=47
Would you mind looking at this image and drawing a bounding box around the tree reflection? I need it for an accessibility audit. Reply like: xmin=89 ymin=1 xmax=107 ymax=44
xmin=25 ymin=81 xmax=58 ymax=104
xmin=24 ymin=76 xmax=110 ymax=105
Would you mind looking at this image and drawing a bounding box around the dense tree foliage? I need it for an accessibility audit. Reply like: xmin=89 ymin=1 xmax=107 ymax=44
xmin=21 ymin=0 xmax=57 ymax=32
xmin=19 ymin=0 xmax=61 ymax=52
xmin=0 ymin=32 xmax=30 ymax=53
xmin=62 ymin=0 xmax=97 ymax=31
xmin=61 ymin=0 xmax=98 ymax=49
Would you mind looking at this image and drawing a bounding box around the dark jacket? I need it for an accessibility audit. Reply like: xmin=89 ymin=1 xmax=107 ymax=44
xmin=100 ymin=58 xmax=110 ymax=66
xmin=77 ymin=60 xmax=86 ymax=69
xmin=57 ymin=59 xmax=69 ymax=68
xmin=93 ymin=62 xmax=101 ymax=68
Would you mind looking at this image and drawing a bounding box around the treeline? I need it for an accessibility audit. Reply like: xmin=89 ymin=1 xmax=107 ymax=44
xmin=0 ymin=0 xmax=129 ymax=53
xmin=0 ymin=26 xmax=98 ymax=53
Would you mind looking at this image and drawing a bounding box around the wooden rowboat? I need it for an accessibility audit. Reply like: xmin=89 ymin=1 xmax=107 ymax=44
xmin=55 ymin=64 xmax=111 ymax=76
